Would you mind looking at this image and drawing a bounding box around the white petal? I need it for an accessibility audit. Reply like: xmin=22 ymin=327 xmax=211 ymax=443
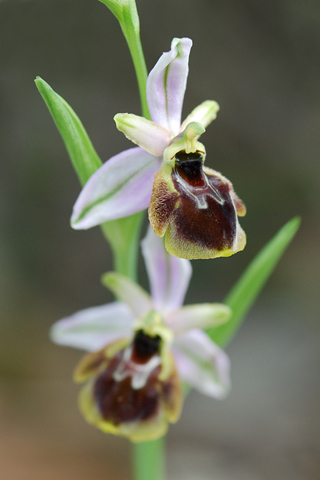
xmin=167 ymin=303 xmax=231 ymax=334
xmin=114 ymin=114 xmax=171 ymax=156
xmin=71 ymin=147 xmax=161 ymax=229
xmin=147 ymin=37 xmax=192 ymax=135
xmin=173 ymin=329 xmax=231 ymax=398
xmin=141 ymin=226 xmax=192 ymax=314
xmin=180 ymin=100 xmax=220 ymax=133
xmin=50 ymin=302 xmax=134 ymax=352
xmin=102 ymin=272 xmax=154 ymax=318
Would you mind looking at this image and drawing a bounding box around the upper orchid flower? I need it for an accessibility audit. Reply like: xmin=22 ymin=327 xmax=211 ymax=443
xmin=71 ymin=37 xmax=246 ymax=259
xmin=51 ymin=228 xmax=231 ymax=442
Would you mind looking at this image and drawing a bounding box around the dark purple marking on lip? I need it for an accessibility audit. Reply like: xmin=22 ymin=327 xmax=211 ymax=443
xmin=93 ymin=333 xmax=174 ymax=425
xmin=171 ymin=152 xmax=237 ymax=251
xmin=175 ymin=151 xmax=205 ymax=187
xmin=94 ymin=352 xmax=162 ymax=424
xmin=132 ymin=330 xmax=161 ymax=364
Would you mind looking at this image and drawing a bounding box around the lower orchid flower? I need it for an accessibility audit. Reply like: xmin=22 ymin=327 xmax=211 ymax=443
xmin=51 ymin=228 xmax=231 ymax=442
xmin=71 ymin=37 xmax=246 ymax=260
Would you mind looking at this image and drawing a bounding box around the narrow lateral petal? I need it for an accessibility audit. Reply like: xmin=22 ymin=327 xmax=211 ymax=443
xmin=173 ymin=329 xmax=231 ymax=398
xmin=50 ymin=302 xmax=134 ymax=352
xmin=147 ymin=37 xmax=192 ymax=136
xmin=167 ymin=303 xmax=231 ymax=334
xmin=141 ymin=226 xmax=192 ymax=314
xmin=114 ymin=114 xmax=171 ymax=156
xmin=71 ymin=147 xmax=161 ymax=229
xmin=180 ymin=100 xmax=220 ymax=133
xmin=102 ymin=272 xmax=154 ymax=318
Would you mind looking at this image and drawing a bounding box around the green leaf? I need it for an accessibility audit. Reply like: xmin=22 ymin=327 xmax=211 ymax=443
xmin=98 ymin=0 xmax=124 ymax=24
xmin=35 ymin=77 xmax=102 ymax=187
xmin=35 ymin=76 xmax=144 ymax=280
xmin=207 ymin=217 xmax=301 ymax=348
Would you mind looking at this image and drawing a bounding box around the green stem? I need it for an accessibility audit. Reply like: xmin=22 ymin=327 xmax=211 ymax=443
xmin=121 ymin=1 xmax=151 ymax=119
xmin=119 ymin=4 xmax=165 ymax=479
xmin=101 ymin=211 xmax=144 ymax=281
xmin=125 ymin=33 xmax=150 ymax=119
xmin=133 ymin=438 xmax=165 ymax=480
xmin=100 ymin=1 xmax=164 ymax=478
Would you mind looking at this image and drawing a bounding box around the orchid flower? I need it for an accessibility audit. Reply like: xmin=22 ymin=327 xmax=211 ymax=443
xmin=71 ymin=37 xmax=246 ymax=260
xmin=51 ymin=228 xmax=231 ymax=442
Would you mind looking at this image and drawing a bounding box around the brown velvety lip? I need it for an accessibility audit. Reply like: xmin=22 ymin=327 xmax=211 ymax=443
xmin=94 ymin=352 xmax=162 ymax=425
xmin=171 ymin=153 xmax=237 ymax=251
xmin=93 ymin=332 xmax=176 ymax=426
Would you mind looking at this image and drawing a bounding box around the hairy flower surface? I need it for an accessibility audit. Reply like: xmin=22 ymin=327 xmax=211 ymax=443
xmin=71 ymin=37 xmax=246 ymax=259
xmin=51 ymin=228 xmax=231 ymax=441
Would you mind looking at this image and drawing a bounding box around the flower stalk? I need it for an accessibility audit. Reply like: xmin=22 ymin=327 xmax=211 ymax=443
xmin=100 ymin=213 xmax=144 ymax=281
xmin=98 ymin=1 xmax=163 ymax=477
xmin=133 ymin=438 xmax=165 ymax=480
xmin=99 ymin=0 xmax=150 ymax=119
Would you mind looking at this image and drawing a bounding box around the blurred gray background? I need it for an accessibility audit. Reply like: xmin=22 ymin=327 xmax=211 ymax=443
xmin=0 ymin=0 xmax=319 ymax=478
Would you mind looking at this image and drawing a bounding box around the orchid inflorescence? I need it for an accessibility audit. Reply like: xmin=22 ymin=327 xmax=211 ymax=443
xmin=45 ymin=35 xmax=248 ymax=443
xmin=36 ymin=0 xmax=299 ymax=462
